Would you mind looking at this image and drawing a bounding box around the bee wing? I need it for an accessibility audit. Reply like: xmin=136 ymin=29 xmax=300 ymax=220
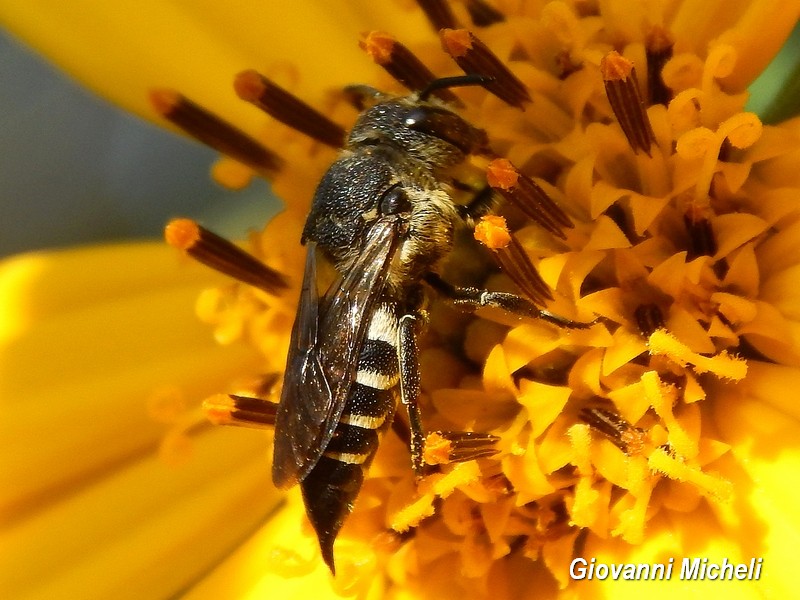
xmin=272 ymin=218 xmax=402 ymax=488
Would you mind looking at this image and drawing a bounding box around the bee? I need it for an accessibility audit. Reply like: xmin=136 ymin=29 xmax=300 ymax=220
xmin=166 ymin=74 xmax=590 ymax=574
xmin=271 ymin=75 xmax=586 ymax=572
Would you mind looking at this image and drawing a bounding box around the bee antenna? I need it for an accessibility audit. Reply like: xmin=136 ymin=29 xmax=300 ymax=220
xmin=418 ymin=74 xmax=494 ymax=101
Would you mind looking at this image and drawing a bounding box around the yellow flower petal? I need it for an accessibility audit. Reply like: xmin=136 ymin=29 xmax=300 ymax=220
xmin=0 ymin=1 xmax=433 ymax=126
xmin=0 ymin=243 xmax=261 ymax=516
xmin=0 ymin=243 xmax=278 ymax=598
xmin=3 ymin=428 xmax=279 ymax=600
xmin=182 ymin=492 xmax=369 ymax=600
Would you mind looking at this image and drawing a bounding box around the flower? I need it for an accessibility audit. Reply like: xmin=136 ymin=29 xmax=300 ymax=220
xmin=0 ymin=242 xmax=284 ymax=598
xmin=3 ymin=1 xmax=800 ymax=599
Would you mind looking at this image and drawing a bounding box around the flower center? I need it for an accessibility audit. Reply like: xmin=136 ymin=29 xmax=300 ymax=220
xmin=153 ymin=0 xmax=782 ymax=590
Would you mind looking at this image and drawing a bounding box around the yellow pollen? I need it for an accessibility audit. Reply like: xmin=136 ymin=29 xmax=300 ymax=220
xmin=201 ymin=393 xmax=236 ymax=425
xmin=474 ymin=215 xmax=511 ymax=249
xmin=641 ymin=371 xmax=698 ymax=458
xmin=164 ymin=218 xmax=200 ymax=250
xmin=440 ymin=28 xmax=473 ymax=57
xmin=570 ymin=478 xmax=601 ymax=529
xmin=611 ymin=483 xmax=652 ymax=544
xmin=648 ymin=329 xmax=748 ymax=380
xmin=620 ymin=428 xmax=647 ymax=455
xmin=486 ymin=157 xmax=519 ymax=190
xmin=428 ymin=461 xmax=481 ymax=496
xmin=390 ymin=495 xmax=436 ymax=533
xmin=600 ymin=51 xmax=633 ymax=81
xmin=625 ymin=456 xmax=651 ymax=497
xmin=648 ymin=448 xmax=733 ymax=503
xmin=567 ymin=423 xmax=592 ymax=474
xmin=359 ymin=30 xmax=395 ymax=64
xmin=423 ymin=431 xmax=453 ymax=465
xmin=391 ymin=462 xmax=482 ymax=532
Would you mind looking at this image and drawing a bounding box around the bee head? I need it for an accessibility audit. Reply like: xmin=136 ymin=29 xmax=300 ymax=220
xmin=348 ymin=97 xmax=488 ymax=168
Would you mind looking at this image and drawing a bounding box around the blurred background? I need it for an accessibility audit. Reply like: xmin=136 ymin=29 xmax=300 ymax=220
xmin=0 ymin=27 xmax=279 ymax=258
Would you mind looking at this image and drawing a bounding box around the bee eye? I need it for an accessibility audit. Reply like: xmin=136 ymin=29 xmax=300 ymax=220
xmin=403 ymin=106 xmax=484 ymax=155
xmin=403 ymin=107 xmax=427 ymax=129
xmin=379 ymin=186 xmax=411 ymax=215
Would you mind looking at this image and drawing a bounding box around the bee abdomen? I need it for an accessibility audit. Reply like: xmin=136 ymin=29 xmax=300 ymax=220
xmin=301 ymin=305 xmax=400 ymax=571
xmin=300 ymin=455 xmax=363 ymax=573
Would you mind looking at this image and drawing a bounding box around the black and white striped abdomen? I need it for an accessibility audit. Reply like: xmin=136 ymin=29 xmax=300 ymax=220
xmin=300 ymin=302 xmax=401 ymax=568
xmin=328 ymin=301 xmax=400 ymax=458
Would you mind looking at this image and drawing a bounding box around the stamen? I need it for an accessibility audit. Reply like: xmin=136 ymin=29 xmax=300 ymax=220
xmin=684 ymin=213 xmax=717 ymax=259
xmin=474 ymin=215 xmax=553 ymax=303
xmin=416 ymin=0 xmax=458 ymax=31
xmin=486 ymin=158 xmax=572 ymax=238
xmin=203 ymin=393 xmax=278 ymax=428
xmin=165 ymin=218 xmax=289 ymax=293
xmin=579 ymin=407 xmax=647 ymax=455
xmin=465 ymin=0 xmax=505 ymax=26
xmin=440 ymin=29 xmax=531 ymax=108
xmin=360 ymin=32 xmax=459 ymax=104
xmin=600 ymin=52 xmax=656 ymax=156
xmin=645 ymin=27 xmax=674 ymax=106
xmin=149 ymin=89 xmax=283 ymax=175
xmin=555 ymin=51 xmax=583 ymax=79
xmin=634 ymin=303 xmax=665 ymax=337
xmin=234 ymin=70 xmax=346 ymax=148
xmin=422 ymin=431 xmax=452 ymax=465
xmin=424 ymin=431 xmax=500 ymax=465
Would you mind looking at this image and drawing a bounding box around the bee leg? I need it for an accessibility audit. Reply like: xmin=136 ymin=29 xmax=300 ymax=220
xmin=398 ymin=313 xmax=427 ymax=477
xmin=456 ymin=184 xmax=498 ymax=223
xmin=424 ymin=273 xmax=596 ymax=329
xmin=398 ymin=315 xmax=503 ymax=476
